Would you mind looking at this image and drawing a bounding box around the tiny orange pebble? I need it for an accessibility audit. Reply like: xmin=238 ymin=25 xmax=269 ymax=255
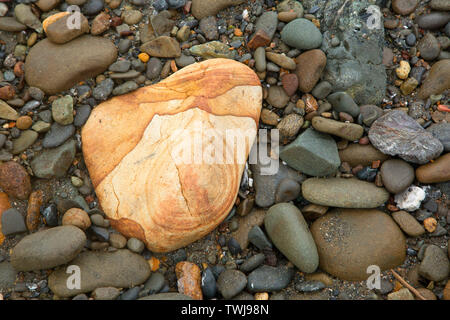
xmin=234 ymin=28 xmax=243 ymax=37
xmin=437 ymin=105 xmax=450 ymax=112
xmin=138 ymin=53 xmax=150 ymax=63
xmin=149 ymin=256 xmax=160 ymax=271
xmin=202 ymin=262 xmax=208 ymax=269
xmin=170 ymin=60 xmax=178 ymax=72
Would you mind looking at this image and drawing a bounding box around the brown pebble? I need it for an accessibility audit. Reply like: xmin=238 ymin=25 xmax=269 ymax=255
xmin=14 ymin=62 xmax=25 ymax=78
xmin=62 ymin=208 xmax=91 ymax=230
xmin=0 ymin=85 xmax=16 ymax=100
xmin=16 ymin=116 xmax=33 ymax=130
xmin=303 ymin=94 xmax=318 ymax=113
xmin=352 ymin=164 xmax=364 ymax=175
xmin=26 ymin=190 xmax=43 ymax=232
xmin=247 ymin=29 xmax=271 ymax=50
xmin=175 ymin=261 xmax=203 ymax=300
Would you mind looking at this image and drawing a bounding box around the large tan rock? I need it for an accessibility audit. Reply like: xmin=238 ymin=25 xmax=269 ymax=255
xmin=82 ymin=59 xmax=262 ymax=252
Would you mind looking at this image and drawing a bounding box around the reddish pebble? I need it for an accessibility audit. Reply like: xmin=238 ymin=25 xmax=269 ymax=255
xmin=14 ymin=61 xmax=24 ymax=77
xmin=16 ymin=116 xmax=33 ymax=130
xmin=247 ymin=29 xmax=271 ymax=50
xmin=359 ymin=136 xmax=370 ymax=145
xmin=0 ymin=85 xmax=16 ymax=100
xmin=281 ymin=73 xmax=298 ymax=96
xmin=26 ymin=190 xmax=44 ymax=232
xmin=0 ymin=161 xmax=31 ymax=200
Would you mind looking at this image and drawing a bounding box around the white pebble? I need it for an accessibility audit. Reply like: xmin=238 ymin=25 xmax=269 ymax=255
xmin=395 ymin=185 xmax=426 ymax=211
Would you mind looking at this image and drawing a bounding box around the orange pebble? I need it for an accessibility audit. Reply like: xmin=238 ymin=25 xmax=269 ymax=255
xmin=138 ymin=53 xmax=150 ymax=63
xmin=234 ymin=28 xmax=243 ymax=37
xmin=437 ymin=105 xmax=450 ymax=112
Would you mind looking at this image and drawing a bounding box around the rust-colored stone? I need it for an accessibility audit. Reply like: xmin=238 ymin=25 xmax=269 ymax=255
xmin=0 ymin=161 xmax=32 ymax=200
xmin=247 ymin=29 xmax=271 ymax=50
xmin=26 ymin=190 xmax=43 ymax=232
xmin=0 ymin=85 xmax=16 ymax=100
xmin=175 ymin=261 xmax=203 ymax=300
xmin=0 ymin=192 xmax=12 ymax=245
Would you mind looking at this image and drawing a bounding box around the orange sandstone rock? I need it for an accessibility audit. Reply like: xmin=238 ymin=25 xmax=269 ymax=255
xmin=175 ymin=261 xmax=203 ymax=300
xmin=26 ymin=190 xmax=44 ymax=232
xmin=82 ymin=59 xmax=262 ymax=252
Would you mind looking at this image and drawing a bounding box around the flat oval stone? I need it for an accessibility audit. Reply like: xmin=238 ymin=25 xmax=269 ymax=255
xmin=264 ymin=203 xmax=319 ymax=273
xmin=416 ymin=153 xmax=450 ymax=184
xmin=339 ymin=143 xmax=389 ymax=167
xmin=48 ymin=249 xmax=151 ymax=297
xmin=302 ymin=177 xmax=389 ymax=208
xmin=11 ymin=226 xmax=86 ymax=271
xmin=25 ymin=36 xmax=117 ymax=95
xmin=311 ymin=209 xmax=406 ymax=281
xmin=247 ymin=265 xmax=294 ymax=292
xmin=281 ymin=18 xmax=322 ymax=50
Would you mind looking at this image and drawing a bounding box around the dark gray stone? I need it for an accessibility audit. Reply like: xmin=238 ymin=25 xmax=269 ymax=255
xmin=248 ymin=226 xmax=272 ymax=250
xmin=1 ymin=208 xmax=27 ymax=236
xmin=247 ymin=265 xmax=295 ymax=292
xmin=368 ymin=110 xmax=444 ymax=164
xmin=31 ymin=140 xmax=77 ymax=179
xmin=217 ymin=270 xmax=247 ymax=299
xmin=427 ymin=123 xmax=450 ymax=152
xmin=42 ymin=123 xmax=75 ymax=148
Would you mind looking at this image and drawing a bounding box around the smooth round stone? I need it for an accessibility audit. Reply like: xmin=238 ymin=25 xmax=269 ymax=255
xmin=416 ymin=12 xmax=450 ymax=30
xmin=42 ymin=123 xmax=75 ymax=148
xmin=418 ymin=59 xmax=450 ymax=99
xmin=25 ymin=36 xmax=117 ymax=95
xmin=49 ymin=250 xmax=151 ymax=297
xmin=380 ymin=159 xmax=415 ymax=194
xmin=248 ymin=225 xmax=272 ymax=250
xmin=416 ymin=153 xmax=450 ymax=184
xmin=0 ymin=262 xmax=17 ymax=289
xmin=109 ymin=233 xmax=127 ymax=248
xmin=12 ymin=130 xmax=38 ymax=154
xmin=311 ymin=209 xmax=406 ymax=281
xmin=82 ymin=0 xmax=104 ymax=15
xmin=359 ymin=105 xmax=383 ymax=126
xmin=146 ymin=57 xmax=163 ymax=80
xmin=339 ymin=144 xmax=389 ymax=167
xmin=109 ymin=60 xmax=131 ymax=73
xmin=302 ymin=177 xmax=389 ymax=208
xmin=392 ymin=0 xmax=418 ymax=15
xmin=274 ymin=178 xmax=300 ymax=203
xmin=294 ymin=49 xmax=327 ymax=93
xmin=74 ymin=105 xmax=91 ymax=127
xmin=217 ymin=270 xmax=247 ymax=299
xmin=417 ymin=33 xmax=441 ymax=61
xmin=240 ymin=253 xmax=265 ymax=273
xmin=406 ymin=33 xmax=416 ymax=46
xmin=418 ymin=245 xmax=450 ymax=282
xmin=11 ymin=226 xmax=86 ymax=271
xmin=1 ymin=208 xmax=27 ymax=236
xmin=247 ymin=265 xmax=294 ymax=292
xmin=266 ymin=86 xmax=290 ymax=108
xmin=312 ymin=117 xmax=364 ymax=141
xmin=254 ymin=47 xmax=266 ymax=72
xmin=264 ymin=203 xmax=319 ymax=273
xmin=327 ymin=92 xmax=360 ymax=117
xmin=392 ymin=210 xmax=425 ymax=237
xmin=281 ymin=18 xmax=322 ymax=50
xmin=312 ymin=81 xmax=332 ymax=99
xmin=0 ymin=17 xmax=27 ymax=32
xmin=127 ymin=237 xmax=145 ymax=253
xmin=142 ymin=272 xmax=165 ymax=295
xmin=431 ymin=0 xmax=450 ymax=11
xmin=175 ymin=55 xmax=196 ymax=68
xmin=201 ymin=268 xmax=216 ymax=299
